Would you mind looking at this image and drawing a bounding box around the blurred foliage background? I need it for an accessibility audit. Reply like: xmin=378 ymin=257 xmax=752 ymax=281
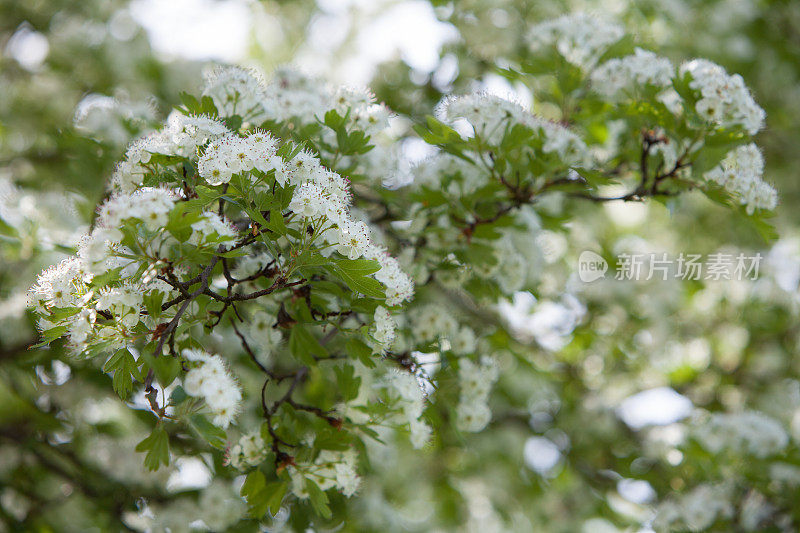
xmin=1 ymin=0 xmax=800 ymax=531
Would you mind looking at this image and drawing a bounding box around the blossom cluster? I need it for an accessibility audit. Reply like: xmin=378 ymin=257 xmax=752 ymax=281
xmin=245 ymin=309 xmax=283 ymax=366
xmin=81 ymin=187 xmax=231 ymax=274
xmin=0 ymin=176 xmax=85 ymax=256
xmin=693 ymin=410 xmax=788 ymax=458
xmin=591 ymin=48 xmax=674 ymax=97
xmin=370 ymin=306 xmax=397 ymax=352
xmin=263 ymin=67 xmax=391 ymax=135
xmin=30 ymin=258 xmax=156 ymax=353
xmin=705 ymin=143 xmax=777 ymax=214
xmin=281 ymin=154 xmax=413 ymax=303
xmin=385 ymin=371 xmax=432 ymax=449
xmin=30 ymin=257 xmax=85 ymax=309
xmin=410 ymin=304 xmax=457 ymax=344
xmin=414 ymin=152 xmax=485 ymax=193
xmin=97 ymin=186 xmax=178 ymax=234
xmin=197 ymin=130 xmax=284 ymax=186
xmin=27 ymin=61 xmax=431 ymax=520
xmin=681 ymin=58 xmax=766 ymax=135
xmin=182 ymin=349 xmax=243 ymax=428
xmin=527 ymin=12 xmax=624 ymax=68
xmin=289 ymin=449 xmax=360 ymax=498
xmin=111 ymin=113 xmax=229 ymax=192
xmin=227 ymin=431 xmax=267 ymax=470
xmin=73 ymin=92 xmax=156 ymax=146
xmin=202 ymin=66 xmax=269 ymax=123
xmin=456 ymin=357 xmax=499 ymax=433
xmin=499 ymin=292 xmax=586 ymax=352
xmin=436 ymin=93 xmax=587 ymax=164
xmin=132 ymin=480 xmax=246 ymax=532
xmin=409 ymin=304 xmax=479 ymax=355
xmin=185 ymin=104 xmax=413 ymax=304
xmin=203 ymin=66 xmax=390 ymax=137
xmin=653 ymin=484 xmax=734 ymax=532
xmin=29 ymin=186 xmax=236 ymax=351
xmin=72 ymin=79 xmax=411 ymax=321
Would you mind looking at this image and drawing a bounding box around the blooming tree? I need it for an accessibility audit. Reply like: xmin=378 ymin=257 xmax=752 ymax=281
xmin=12 ymin=8 xmax=796 ymax=531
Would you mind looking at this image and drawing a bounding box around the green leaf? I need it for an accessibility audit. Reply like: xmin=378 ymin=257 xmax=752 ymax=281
xmin=243 ymin=204 xmax=269 ymax=228
xmin=305 ymin=479 xmax=332 ymax=519
xmin=45 ymin=306 xmax=82 ymax=321
xmin=411 ymin=187 xmax=450 ymax=208
xmin=323 ymin=109 xmax=347 ymax=131
xmin=0 ymin=217 xmax=19 ymax=238
xmin=241 ymin=469 xmax=265 ymax=498
xmin=217 ymin=248 xmax=248 ymax=258
xmin=225 ymin=114 xmax=243 ymax=131
xmin=195 ymin=185 xmax=225 ymax=204
xmin=277 ymin=141 xmax=305 ymax=161
xmin=413 ymin=116 xmax=475 ymax=164
xmin=334 ymin=258 xmax=381 ymax=276
xmin=572 ymin=167 xmax=616 ymax=189
xmin=596 ymin=33 xmax=636 ymax=63
xmin=264 ymin=481 xmax=288 ymax=516
xmin=200 ymin=95 xmax=219 ymax=116
xmin=103 ymin=347 xmax=141 ymax=399
xmin=346 ymin=338 xmax=376 ymax=368
xmin=457 ymin=242 xmax=498 ymax=269
xmin=294 ymin=250 xmax=331 ymax=270
xmin=170 ymin=385 xmax=188 ymax=405
xmin=179 ymin=93 xmax=219 ymax=117
xmin=241 ymin=471 xmax=287 ymax=517
xmin=88 ymin=267 xmax=123 ymax=289
xmin=146 ymin=153 xmax=186 ymax=167
xmin=178 ymin=92 xmax=201 ymax=115
xmin=289 ymin=326 xmax=328 ymax=366
xmin=136 ymin=427 xmax=170 ymax=471
xmin=625 ymin=100 xmax=676 ymax=130
xmin=190 ymin=414 xmax=228 ymax=449
xmin=141 ymin=352 xmax=181 ymax=388
xmin=338 ymin=130 xmax=373 ymax=155
xmin=746 ymin=210 xmax=779 ymax=243
xmin=314 ymin=428 xmax=352 ymax=451
xmin=334 ymin=364 xmax=361 ymax=402
xmin=500 ymin=123 xmax=535 ymax=151
xmin=358 ymin=424 xmax=385 ymax=444
xmin=143 ymin=290 xmax=164 ymax=320
xmin=166 ymin=202 xmax=203 ymax=242
xmin=335 ymin=267 xmax=385 ymax=299
xmin=247 ymin=202 xmax=287 ymax=237
xmin=327 ymin=258 xmax=385 ymax=299
xmin=471 ymin=223 xmax=503 ymax=240
xmin=29 ymin=325 xmax=67 ymax=349
xmin=704 ymin=127 xmax=749 ymax=147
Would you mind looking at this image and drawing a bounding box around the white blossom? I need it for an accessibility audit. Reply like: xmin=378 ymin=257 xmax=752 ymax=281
xmin=653 ymin=484 xmax=734 ymax=532
xmin=371 ymin=306 xmax=397 ymax=349
xmin=693 ymin=410 xmax=788 ymax=458
xmin=592 ymin=48 xmax=674 ymax=97
xmin=289 ymin=449 xmax=360 ymax=498
xmin=456 ymin=357 xmax=499 ymax=433
xmin=182 ymin=349 xmax=243 ymax=428
xmin=705 ymin=143 xmax=777 ymax=214
xmin=202 ymin=66 xmax=267 ymax=123
xmin=385 ymin=371 xmax=431 ymax=448
xmin=227 ymin=431 xmax=267 ymax=470
xmin=681 ymin=58 xmax=766 ymax=134
xmin=437 ymin=93 xmax=587 ymax=164
xmin=527 ymin=12 xmax=624 ymax=69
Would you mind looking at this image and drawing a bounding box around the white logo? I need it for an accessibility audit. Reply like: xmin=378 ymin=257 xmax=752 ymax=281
xmin=578 ymin=250 xmax=608 ymax=282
